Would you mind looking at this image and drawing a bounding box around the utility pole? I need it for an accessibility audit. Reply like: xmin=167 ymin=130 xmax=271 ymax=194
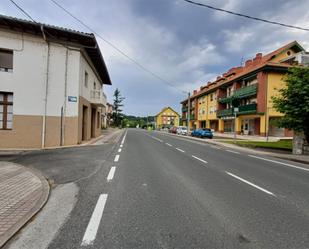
xmin=187 ymin=92 xmax=191 ymax=136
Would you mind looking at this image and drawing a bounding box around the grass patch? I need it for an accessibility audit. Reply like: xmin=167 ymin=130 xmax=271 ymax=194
xmin=222 ymin=139 xmax=292 ymax=151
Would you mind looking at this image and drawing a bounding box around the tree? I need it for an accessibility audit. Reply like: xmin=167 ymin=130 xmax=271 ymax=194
xmin=113 ymin=88 xmax=125 ymax=127
xmin=272 ymin=67 xmax=309 ymax=154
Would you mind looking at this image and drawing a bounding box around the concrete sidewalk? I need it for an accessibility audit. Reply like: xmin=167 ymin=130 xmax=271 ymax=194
xmin=0 ymin=162 xmax=49 ymax=247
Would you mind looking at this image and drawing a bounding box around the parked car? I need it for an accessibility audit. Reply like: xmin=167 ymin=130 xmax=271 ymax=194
xmin=191 ymin=128 xmax=213 ymax=139
xmin=169 ymin=126 xmax=177 ymax=134
xmin=177 ymin=126 xmax=188 ymax=135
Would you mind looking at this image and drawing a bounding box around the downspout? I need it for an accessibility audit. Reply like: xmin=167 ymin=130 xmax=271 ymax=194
xmin=62 ymin=47 xmax=69 ymax=146
xmin=41 ymin=25 xmax=50 ymax=148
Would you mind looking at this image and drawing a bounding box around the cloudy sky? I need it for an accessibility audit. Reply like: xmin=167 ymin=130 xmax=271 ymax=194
xmin=1 ymin=0 xmax=309 ymax=116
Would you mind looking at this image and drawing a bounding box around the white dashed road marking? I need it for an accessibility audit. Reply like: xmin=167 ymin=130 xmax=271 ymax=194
xmin=81 ymin=194 xmax=108 ymax=246
xmin=166 ymin=143 xmax=172 ymax=147
xmin=114 ymin=155 xmax=120 ymax=162
xmin=107 ymin=167 xmax=116 ymax=182
xmin=226 ymin=171 xmax=276 ymax=196
xmin=226 ymin=149 xmax=240 ymax=154
xmin=191 ymin=155 xmax=208 ymax=164
xmin=176 ymin=148 xmax=185 ymax=153
xmin=118 ymin=148 xmax=122 ymax=153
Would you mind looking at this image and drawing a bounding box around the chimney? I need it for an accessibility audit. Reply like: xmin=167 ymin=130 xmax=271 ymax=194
xmin=245 ymin=59 xmax=253 ymax=67
xmin=193 ymin=90 xmax=197 ymax=95
xmin=256 ymin=53 xmax=262 ymax=59
xmin=217 ymin=76 xmax=221 ymax=81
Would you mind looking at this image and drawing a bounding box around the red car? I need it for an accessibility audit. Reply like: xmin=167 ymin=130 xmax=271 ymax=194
xmin=169 ymin=127 xmax=177 ymax=134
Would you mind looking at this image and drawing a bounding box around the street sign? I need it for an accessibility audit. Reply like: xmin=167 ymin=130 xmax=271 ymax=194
xmin=234 ymin=107 xmax=239 ymax=113
xmin=68 ymin=96 xmax=77 ymax=102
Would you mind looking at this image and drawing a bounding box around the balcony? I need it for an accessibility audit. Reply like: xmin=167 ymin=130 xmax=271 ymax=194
xmin=218 ymin=95 xmax=233 ymax=104
xmin=182 ymin=106 xmax=188 ymax=112
xmin=217 ymin=108 xmax=234 ymax=118
xmin=238 ymin=103 xmax=257 ymax=114
xmin=90 ymin=89 xmax=104 ymax=106
xmin=234 ymin=84 xmax=258 ymax=99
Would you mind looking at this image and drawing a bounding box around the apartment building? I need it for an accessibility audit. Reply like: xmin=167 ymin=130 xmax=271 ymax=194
xmin=0 ymin=15 xmax=111 ymax=148
xmin=181 ymin=41 xmax=308 ymax=137
xmin=155 ymin=107 xmax=180 ymax=129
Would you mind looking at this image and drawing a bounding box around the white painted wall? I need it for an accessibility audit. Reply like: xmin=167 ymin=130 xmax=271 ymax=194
xmin=0 ymin=29 xmax=86 ymax=118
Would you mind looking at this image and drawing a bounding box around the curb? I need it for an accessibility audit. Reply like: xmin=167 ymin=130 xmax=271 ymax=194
xmin=0 ymin=162 xmax=50 ymax=248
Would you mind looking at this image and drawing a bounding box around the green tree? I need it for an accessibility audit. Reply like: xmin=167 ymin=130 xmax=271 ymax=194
xmin=113 ymin=88 xmax=125 ymax=127
xmin=272 ymin=67 xmax=309 ymax=154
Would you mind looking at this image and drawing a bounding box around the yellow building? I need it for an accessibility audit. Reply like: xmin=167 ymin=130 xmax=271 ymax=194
xmin=181 ymin=41 xmax=307 ymax=137
xmin=155 ymin=107 xmax=180 ymax=129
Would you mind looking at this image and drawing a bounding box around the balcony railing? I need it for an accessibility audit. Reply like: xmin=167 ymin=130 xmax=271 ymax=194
xmin=218 ymin=84 xmax=258 ymax=103
xmin=217 ymin=108 xmax=234 ymax=118
xmin=238 ymin=103 xmax=257 ymax=114
xmin=217 ymin=103 xmax=257 ymax=118
xmin=234 ymin=84 xmax=258 ymax=98
xmin=182 ymin=106 xmax=188 ymax=112
xmin=90 ymin=90 xmax=103 ymax=105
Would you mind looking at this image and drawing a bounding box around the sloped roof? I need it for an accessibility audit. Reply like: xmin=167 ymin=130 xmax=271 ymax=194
xmin=181 ymin=41 xmax=305 ymax=104
xmin=0 ymin=14 xmax=111 ymax=85
xmin=156 ymin=107 xmax=180 ymax=117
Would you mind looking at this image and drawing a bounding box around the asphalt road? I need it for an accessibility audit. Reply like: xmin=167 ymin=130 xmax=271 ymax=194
xmin=3 ymin=129 xmax=309 ymax=249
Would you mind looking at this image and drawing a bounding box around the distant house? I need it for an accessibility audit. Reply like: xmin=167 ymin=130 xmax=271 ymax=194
xmin=0 ymin=15 xmax=111 ymax=148
xmin=155 ymin=107 xmax=180 ymax=129
xmin=106 ymin=103 xmax=114 ymax=127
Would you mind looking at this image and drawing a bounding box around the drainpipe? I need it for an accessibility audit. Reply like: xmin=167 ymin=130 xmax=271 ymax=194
xmin=41 ymin=25 xmax=50 ymax=149
xmin=61 ymin=48 xmax=69 ymax=146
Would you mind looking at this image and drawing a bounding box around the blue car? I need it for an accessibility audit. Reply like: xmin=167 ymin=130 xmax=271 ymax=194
xmin=191 ymin=128 xmax=213 ymax=139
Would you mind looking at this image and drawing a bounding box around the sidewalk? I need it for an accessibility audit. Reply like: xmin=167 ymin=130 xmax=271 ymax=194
xmin=212 ymin=132 xmax=292 ymax=142
xmin=0 ymin=162 xmax=49 ymax=247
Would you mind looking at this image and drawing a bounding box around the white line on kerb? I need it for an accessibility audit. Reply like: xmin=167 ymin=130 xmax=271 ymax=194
xmin=226 ymin=171 xmax=276 ymax=196
xmin=118 ymin=148 xmax=122 ymax=153
xmin=192 ymin=155 xmax=208 ymax=164
xmin=176 ymin=148 xmax=185 ymax=153
xmin=248 ymin=155 xmax=309 ymax=172
xmin=226 ymin=149 xmax=240 ymax=154
xmin=114 ymin=155 xmax=120 ymax=162
xmin=165 ymin=143 xmax=172 ymax=147
xmin=81 ymin=194 xmax=108 ymax=246
xmin=107 ymin=167 xmax=116 ymax=182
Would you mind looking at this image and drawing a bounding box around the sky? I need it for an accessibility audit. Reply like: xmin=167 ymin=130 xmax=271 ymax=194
xmin=1 ymin=0 xmax=309 ymax=116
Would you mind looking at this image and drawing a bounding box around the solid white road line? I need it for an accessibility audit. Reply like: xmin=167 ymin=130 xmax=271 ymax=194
xmin=118 ymin=148 xmax=122 ymax=153
xmin=166 ymin=143 xmax=172 ymax=147
xmin=120 ymin=130 xmax=127 ymax=145
xmin=226 ymin=171 xmax=276 ymax=196
xmin=81 ymin=194 xmax=108 ymax=246
xmin=248 ymin=155 xmax=309 ymax=172
xmin=226 ymin=149 xmax=240 ymax=154
xmin=114 ymin=155 xmax=120 ymax=162
xmin=192 ymin=155 xmax=208 ymax=164
xmin=176 ymin=148 xmax=185 ymax=153
xmin=107 ymin=167 xmax=116 ymax=182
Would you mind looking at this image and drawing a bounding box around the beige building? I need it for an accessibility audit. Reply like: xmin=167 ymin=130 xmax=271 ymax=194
xmin=0 ymin=15 xmax=111 ymax=148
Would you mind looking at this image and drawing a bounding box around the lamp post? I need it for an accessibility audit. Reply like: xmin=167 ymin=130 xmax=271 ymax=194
xmin=233 ymin=107 xmax=239 ymax=142
xmin=187 ymin=92 xmax=191 ymax=136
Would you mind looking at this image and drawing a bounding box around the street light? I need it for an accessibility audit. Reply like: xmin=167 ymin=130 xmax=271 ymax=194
xmin=233 ymin=107 xmax=239 ymax=142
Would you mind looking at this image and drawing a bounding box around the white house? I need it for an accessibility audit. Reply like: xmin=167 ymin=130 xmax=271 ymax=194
xmin=0 ymin=15 xmax=111 ymax=148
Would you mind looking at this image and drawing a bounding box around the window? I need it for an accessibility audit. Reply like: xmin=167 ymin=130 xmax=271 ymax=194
xmin=210 ymin=94 xmax=213 ymax=101
xmin=84 ymin=71 xmax=88 ymax=87
xmin=94 ymin=81 xmax=96 ymax=90
xmin=0 ymin=92 xmax=13 ymax=130
xmin=0 ymin=49 xmax=13 ymax=72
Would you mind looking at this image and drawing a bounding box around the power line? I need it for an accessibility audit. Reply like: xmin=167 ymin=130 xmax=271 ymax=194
xmin=9 ymin=0 xmax=36 ymax=23
xmin=50 ymin=0 xmax=186 ymax=94
xmin=183 ymin=0 xmax=309 ymax=32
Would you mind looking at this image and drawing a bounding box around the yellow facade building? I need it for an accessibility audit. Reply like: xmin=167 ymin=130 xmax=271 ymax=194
xmin=155 ymin=107 xmax=180 ymax=129
xmin=181 ymin=41 xmax=308 ymax=137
